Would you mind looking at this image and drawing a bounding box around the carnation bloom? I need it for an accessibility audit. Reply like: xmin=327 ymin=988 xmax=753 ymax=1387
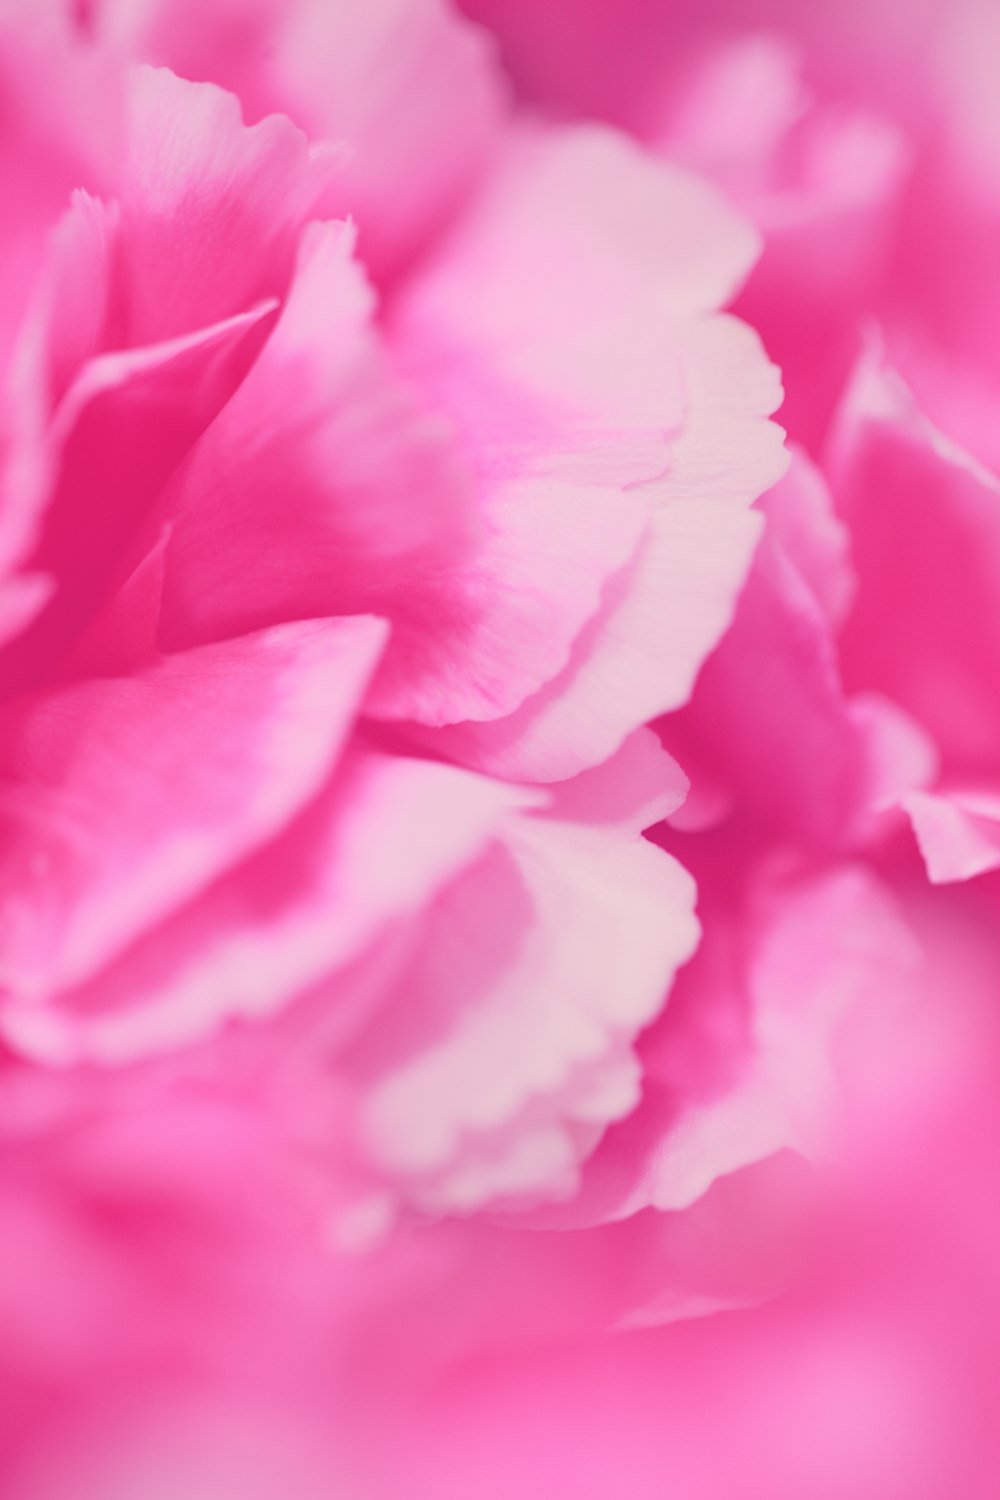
xmin=5 ymin=0 xmax=1000 ymax=1496
xmin=0 ymin=0 xmax=791 ymax=1258
xmin=0 ymin=1 xmax=790 ymax=1485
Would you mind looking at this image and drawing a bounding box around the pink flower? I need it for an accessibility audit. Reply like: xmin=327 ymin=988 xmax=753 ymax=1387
xmin=6 ymin=0 xmax=1000 ymax=1496
xmin=0 ymin=4 xmax=791 ymax=1487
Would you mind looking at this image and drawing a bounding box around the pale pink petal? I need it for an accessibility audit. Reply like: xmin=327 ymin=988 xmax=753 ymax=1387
xmin=459 ymin=8 xmax=908 ymax=439
xmin=682 ymin=867 xmax=918 ymax=1197
xmin=345 ymin=772 xmax=699 ymax=1218
xmin=389 ymin=127 xmax=785 ymax=768
xmin=266 ymin=0 xmax=505 ymax=278
xmin=40 ymin=191 xmax=121 ymax=406
xmin=419 ymin=312 xmax=783 ymax=781
xmin=905 ymin=789 xmax=1000 ymax=884
xmin=7 ymin=749 xmax=530 ymax=1063
xmin=117 ymin=64 xmax=338 ymax=346
xmin=0 ymin=615 xmax=386 ymax=1002
xmin=363 ymin=476 xmax=652 ymax=727
xmin=426 ymin=499 xmax=764 ymax=781
xmin=363 ymin=122 xmax=776 ymax=728
xmin=559 ymin=862 xmax=919 ymax=1225
xmin=391 ymin=122 xmax=762 ymax=345
xmin=579 ymin=26 xmax=911 ymax=452
xmin=367 ymin=121 xmax=767 ymax=726
xmin=95 ymin=0 xmax=504 ymax=279
xmin=157 ymin=120 xmax=782 ymax=742
xmin=543 ymin=727 xmax=689 ymax=835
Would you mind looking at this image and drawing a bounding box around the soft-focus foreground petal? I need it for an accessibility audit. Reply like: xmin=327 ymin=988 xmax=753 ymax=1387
xmin=0 ymin=1056 xmax=370 ymax=1500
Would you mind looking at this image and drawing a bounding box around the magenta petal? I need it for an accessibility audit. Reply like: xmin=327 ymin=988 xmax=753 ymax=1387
xmin=1 ymin=300 xmax=275 ymax=693
xmin=828 ymin=351 xmax=1000 ymax=777
xmin=158 ymin=220 xmax=475 ymax=650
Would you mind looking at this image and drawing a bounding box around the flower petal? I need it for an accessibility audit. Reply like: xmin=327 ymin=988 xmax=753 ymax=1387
xmin=0 ymin=615 xmax=386 ymax=1001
